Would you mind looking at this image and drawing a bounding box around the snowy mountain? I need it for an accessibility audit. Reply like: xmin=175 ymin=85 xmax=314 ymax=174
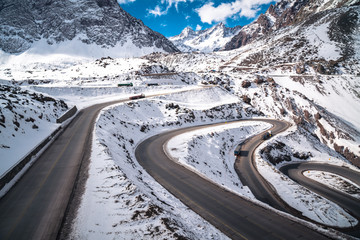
xmin=224 ymin=0 xmax=358 ymax=50
xmin=169 ymin=23 xmax=241 ymax=52
xmin=0 ymin=0 xmax=179 ymax=58
xmin=145 ymin=2 xmax=360 ymax=167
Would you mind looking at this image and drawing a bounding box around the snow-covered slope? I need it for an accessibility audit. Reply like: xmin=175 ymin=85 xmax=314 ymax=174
xmin=225 ymin=5 xmax=360 ymax=68
xmin=0 ymin=0 xmax=178 ymax=59
xmin=0 ymin=85 xmax=69 ymax=176
xmin=169 ymin=23 xmax=241 ymax=52
xmin=224 ymin=0 xmax=358 ymax=50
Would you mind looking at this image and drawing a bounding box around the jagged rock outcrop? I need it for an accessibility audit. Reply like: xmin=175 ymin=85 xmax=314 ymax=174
xmin=0 ymin=0 xmax=179 ymax=55
xmin=224 ymin=0 xmax=358 ymax=50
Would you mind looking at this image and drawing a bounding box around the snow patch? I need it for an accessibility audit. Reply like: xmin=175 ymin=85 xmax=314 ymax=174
xmin=304 ymin=170 xmax=360 ymax=200
xmin=166 ymin=121 xmax=271 ymax=197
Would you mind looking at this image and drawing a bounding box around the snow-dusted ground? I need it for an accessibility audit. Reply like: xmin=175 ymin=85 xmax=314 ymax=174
xmin=255 ymin=126 xmax=359 ymax=228
xmin=1 ymin=52 xmax=359 ymax=236
xmin=165 ymin=117 xmax=359 ymax=228
xmin=71 ymin=121 xmax=228 ymax=240
xmin=0 ymin=54 xmax=207 ymax=180
xmin=304 ymin=171 xmax=360 ymax=200
xmin=166 ymin=121 xmax=270 ymax=197
xmin=0 ymin=85 xmax=68 ymax=176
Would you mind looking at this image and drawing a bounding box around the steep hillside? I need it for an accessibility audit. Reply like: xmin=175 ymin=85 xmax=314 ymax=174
xmin=0 ymin=0 xmax=178 ymax=58
xmin=224 ymin=0 xmax=358 ymax=50
xmin=225 ymin=5 xmax=360 ymax=73
xmin=169 ymin=23 xmax=241 ymax=52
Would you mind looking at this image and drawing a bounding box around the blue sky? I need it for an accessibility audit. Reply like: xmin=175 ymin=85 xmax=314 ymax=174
xmin=118 ymin=0 xmax=277 ymax=37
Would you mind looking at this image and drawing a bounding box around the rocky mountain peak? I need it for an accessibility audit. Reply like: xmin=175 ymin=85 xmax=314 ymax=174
xmin=169 ymin=23 xmax=241 ymax=53
xmin=0 ymin=0 xmax=179 ymax=56
xmin=179 ymin=27 xmax=196 ymax=39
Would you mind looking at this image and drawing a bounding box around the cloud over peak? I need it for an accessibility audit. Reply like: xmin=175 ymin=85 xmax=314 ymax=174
xmin=196 ymin=0 xmax=275 ymax=24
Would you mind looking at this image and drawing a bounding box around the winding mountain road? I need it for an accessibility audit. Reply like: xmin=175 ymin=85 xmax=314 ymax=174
xmin=0 ymin=89 xmax=193 ymax=240
xmin=281 ymin=163 xmax=360 ymax=237
xmin=136 ymin=120 xmax=330 ymax=239
xmin=1 ymin=86 xmax=358 ymax=239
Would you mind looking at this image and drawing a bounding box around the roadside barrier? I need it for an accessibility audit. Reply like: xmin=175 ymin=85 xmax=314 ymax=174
xmin=57 ymin=106 xmax=77 ymax=123
xmin=0 ymin=106 xmax=78 ymax=192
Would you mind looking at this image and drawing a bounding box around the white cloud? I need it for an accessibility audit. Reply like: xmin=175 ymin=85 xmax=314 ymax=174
xmin=148 ymin=5 xmax=168 ymax=17
xmin=196 ymin=0 xmax=275 ymax=24
xmin=163 ymin=0 xmax=188 ymax=10
xmin=117 ymin=0 xmax=136 ymax=4
xmin=195 ymin=24 xmax=202 ymax=31
xmin=148 ymin=0 xmax=192 ymax=16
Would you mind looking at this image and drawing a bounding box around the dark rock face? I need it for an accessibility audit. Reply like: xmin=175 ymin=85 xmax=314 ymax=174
xmin=224 ymin=0 xmax=356 ymax=51
xmin=328 ymin=7 xmax=359 ymax=57
xmin=0 ymin=0 xmax=179 ymax=54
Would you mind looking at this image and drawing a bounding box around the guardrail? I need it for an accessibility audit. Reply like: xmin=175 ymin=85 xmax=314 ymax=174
xmin=0 ymin=106 xmax=78 ymax=191
xmin=0 ymin=126 xmax=62 ymax=190
xmin=57 ymin=106 xmax=77 ymax=123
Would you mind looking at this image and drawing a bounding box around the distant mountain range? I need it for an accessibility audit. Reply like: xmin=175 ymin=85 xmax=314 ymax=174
xmin=0 ymin=0 xmax=179 ymax=57
xmin=169 ymin=0 xmax=358 ymax=54
xmin=0 ymin=0 xmax=358 ymax=58
xmin=169 ymin=23 xmax=241 ymax=53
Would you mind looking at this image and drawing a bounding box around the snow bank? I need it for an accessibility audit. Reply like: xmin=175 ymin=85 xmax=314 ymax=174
xmin=304 ymin=171 xmax=360 ymax=200
xmin=30 ymin=85 xmax=201 ymax=110
xmin=157 ymin=87 xmax=239 ymax=110
xmin=0 ymin=85 xmax=68 ymax=176
xmin=166 ymin=121 xmax=270 ymax=197
xmin=255 ymin=126 xmax=358 ymax=228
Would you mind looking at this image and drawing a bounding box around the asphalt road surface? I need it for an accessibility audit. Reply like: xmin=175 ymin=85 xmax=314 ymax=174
xmin=136 ymin=120 xmax=330 ymax=239
xmin=234 ymin=120 xmax=296 ymax=212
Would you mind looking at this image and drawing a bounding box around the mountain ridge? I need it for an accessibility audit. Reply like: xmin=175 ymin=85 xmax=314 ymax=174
xmin=224 ymin=0 xmax=359 ymax=50
xmin=169 ymin=23 xmax=241 ymax=53
xmin=0 ymin=0 xmax=179 ymax=57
